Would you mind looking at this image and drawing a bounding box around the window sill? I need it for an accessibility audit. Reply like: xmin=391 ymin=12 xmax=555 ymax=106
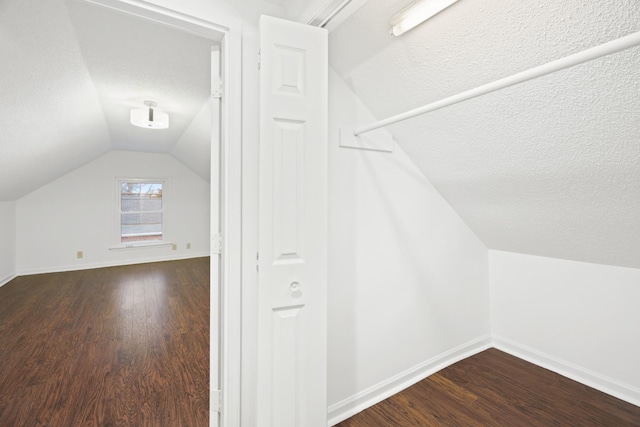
xmin=109 ymin=242 xmax=174 ymax=251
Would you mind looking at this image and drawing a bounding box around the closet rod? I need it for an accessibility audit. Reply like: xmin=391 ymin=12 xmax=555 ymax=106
xmin=353 ymin=30 xmax=640 ymax=136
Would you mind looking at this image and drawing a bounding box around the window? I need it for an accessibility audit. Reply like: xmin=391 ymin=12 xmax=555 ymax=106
xmin=118 ymin=180 xmax=165 ymax=244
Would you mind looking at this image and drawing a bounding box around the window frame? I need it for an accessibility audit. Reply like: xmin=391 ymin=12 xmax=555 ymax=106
xmin=113 ymin=177 xmax=170 ymax=248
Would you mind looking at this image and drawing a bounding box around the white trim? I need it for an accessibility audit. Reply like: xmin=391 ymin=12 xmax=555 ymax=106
xmin=108 ymin=241 xmax=174 ymax=250
xmin=83 ymin=0 xmax=229 ymax=40
xmin=328 ymin=336 xmax=640 ymax=425
xmin=219 ymin=25 xmax=243 ymax=427
xmin=493 ymin=335 xmax=640 ymax=407
xmin=339 ymin=127 xmax=394 ymax=152
xmin=240 ymin=36 xmax=260 ymax=427
xmin=16 ymin=252 xmax=210 ymax=276
xmin=0 ymin=274 xmax=17 ymax=288
xmin=327 ymin=335 xmax=493 ymax=426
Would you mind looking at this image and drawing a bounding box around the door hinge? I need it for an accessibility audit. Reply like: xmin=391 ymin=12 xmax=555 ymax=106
xmin=212 ymin=389 xmax=223 ymax=413
xmin=258 ymin=49 xmax=261 ymax=70
xmin=212 ymin=80 xmax=223 ymax=99
xmin=212 ymin=233 xmax=223 ymax=255
xmin=256 ymin=252 xmax=259 ymax=272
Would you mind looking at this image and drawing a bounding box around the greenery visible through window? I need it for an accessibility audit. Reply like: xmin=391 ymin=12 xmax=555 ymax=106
xmin=120 ymin=181 xmax=164 ymax=243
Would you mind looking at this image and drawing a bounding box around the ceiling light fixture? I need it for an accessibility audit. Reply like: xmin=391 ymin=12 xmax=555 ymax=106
xmin=130 ymin=100 xmax=169 ymax=129
xmin=390 ymin=0 xmax=460 ymax=36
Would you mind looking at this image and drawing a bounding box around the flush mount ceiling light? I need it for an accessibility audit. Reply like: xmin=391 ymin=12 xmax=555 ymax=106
xmin=390 ymin=0 xmax=460 ymax=36
xmin=130 ymin=100 xmax=169 ymax=129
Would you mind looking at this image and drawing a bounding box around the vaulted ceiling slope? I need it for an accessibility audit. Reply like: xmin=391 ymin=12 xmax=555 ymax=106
xmin=0 ymin=0 xmax=215 ymax=201
xmin=330 ymin=0 xmax=640 ymax=269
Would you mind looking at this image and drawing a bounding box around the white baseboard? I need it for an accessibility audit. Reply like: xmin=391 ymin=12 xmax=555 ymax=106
xmin=0 ymin=273 xmax=17 ymax=288
xmin=493 ymin=335 xmax=640 ymax=407
xmin=327 ymin=335 xmax=493 ymax=426
xmin=17 ymin=252 xmax=210 ymax=276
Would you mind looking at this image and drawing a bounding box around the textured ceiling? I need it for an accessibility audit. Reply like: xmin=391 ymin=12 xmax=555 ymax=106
xmin=66 ymin=0 xmax=213 ymax=156
xmin=329 ymin=0 xmax=640 ymax=269
xmin=0 ymin=0 xmax=111 ymax=201
xmin=0 ymin=0 xmax=215 ymax=201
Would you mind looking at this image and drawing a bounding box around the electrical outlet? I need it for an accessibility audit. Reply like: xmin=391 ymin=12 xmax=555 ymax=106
xmin=77 ymin=251 xmax=83 ymax=259
xmin=172 ymin=244 xmax=177 ymax=251
xmin=186 ymin=243 xmax=191 ymax=249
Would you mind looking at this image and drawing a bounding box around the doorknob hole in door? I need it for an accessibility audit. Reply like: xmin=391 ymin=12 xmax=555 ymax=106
xmin=290 ymin=281 xmax=302 ymax=298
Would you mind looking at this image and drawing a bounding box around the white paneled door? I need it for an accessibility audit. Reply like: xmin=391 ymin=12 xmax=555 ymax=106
xmin=257 ymin=15 xmax=328 ymax=427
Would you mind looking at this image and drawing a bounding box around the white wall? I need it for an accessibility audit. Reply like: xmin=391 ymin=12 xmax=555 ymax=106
xmin=490 ymin=250 xmax=640 ymax=406
xmin=0 ymin=201 xmax=16 ymax=285
xmin=16 ymin=151 xmax=209 ymax=274
xmin=327 ymin=69 xmax=491 ymax=424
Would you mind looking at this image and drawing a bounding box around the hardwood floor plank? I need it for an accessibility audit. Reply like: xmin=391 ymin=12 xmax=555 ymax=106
xmin=0 ymin=258 xmax=209 ymax=427
xmin=337 ymin=348 xmax=640 ymax=426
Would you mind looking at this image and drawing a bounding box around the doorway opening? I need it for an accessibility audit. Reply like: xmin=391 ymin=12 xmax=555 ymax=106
xmin=76 ymin=1 xmax=242 ymax=425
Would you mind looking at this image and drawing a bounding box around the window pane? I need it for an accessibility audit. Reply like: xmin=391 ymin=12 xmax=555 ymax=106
xmin=119 ymin=180 xmax=164 ymax=244
xmin=121 ymin=182 xmax=163 ymax=212
xmin=121 ymin=213 xmax=163 ymax=243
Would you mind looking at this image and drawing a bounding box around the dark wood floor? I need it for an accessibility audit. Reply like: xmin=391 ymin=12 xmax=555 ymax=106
xmin=337 ymin=348 xmax=640 ymax=426
xmin=0 ymin=257 xmax=209 ymax=426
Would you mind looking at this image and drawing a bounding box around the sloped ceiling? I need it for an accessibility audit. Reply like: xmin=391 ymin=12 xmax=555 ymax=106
xmin=0 ymin=0 xmax=215 ymax=201
xmin=4 ymin=0 xmax=638 ymax=269
xmin=329 ymin=0 xmax=640 ymax=269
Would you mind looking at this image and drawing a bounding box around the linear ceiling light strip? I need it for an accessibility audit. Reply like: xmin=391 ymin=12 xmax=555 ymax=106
xmin=353 ymin=30 xmax=640 ymax=136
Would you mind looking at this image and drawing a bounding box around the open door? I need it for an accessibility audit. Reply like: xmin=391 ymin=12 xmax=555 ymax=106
xmin=210 ymin=46 xmax=221 ymax=427
xmin=257 ymin=15 xmax=328 ymax=427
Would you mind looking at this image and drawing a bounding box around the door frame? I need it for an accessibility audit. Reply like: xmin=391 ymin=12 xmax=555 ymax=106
xmin=82 ymin=1 xmax=243 ymax=425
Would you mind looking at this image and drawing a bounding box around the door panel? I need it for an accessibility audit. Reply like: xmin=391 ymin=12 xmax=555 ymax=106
xmin=258 ymin=15 xmax=328 ymax=427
